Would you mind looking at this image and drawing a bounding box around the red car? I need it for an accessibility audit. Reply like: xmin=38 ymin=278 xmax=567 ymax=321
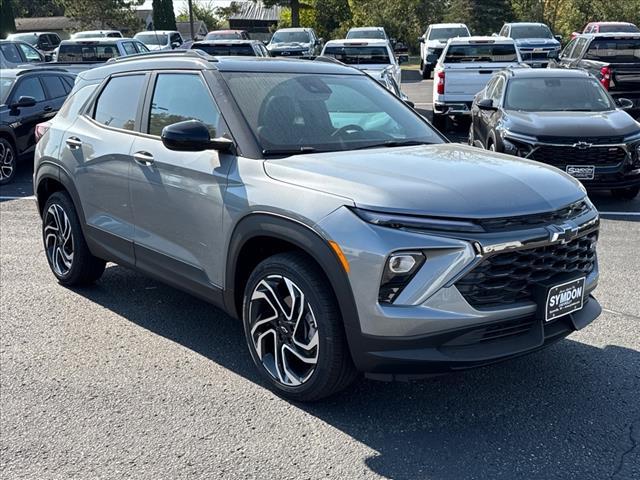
xmin=571 ymin=22 xmax=639 ymax=39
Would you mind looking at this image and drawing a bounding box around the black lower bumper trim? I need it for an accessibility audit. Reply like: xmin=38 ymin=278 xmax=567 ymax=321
xmin=349 ymin=296 xmax=601 ymax=374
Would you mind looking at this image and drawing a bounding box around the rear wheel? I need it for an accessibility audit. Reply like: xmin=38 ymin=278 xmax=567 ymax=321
xmin=431 ymin=113 xmax=447 ymax=132
xmin=242 ymin=252 xmax=357 ymax=401
xmin=611 ymin=186 xmax=640 ymax=200
xmin=420 ymin=60 xmax=431 ymax=79
xmin=42 ymin=191 xmax=106 ymax=286
xmin=0 ymin=138 xmax=17 ymax=185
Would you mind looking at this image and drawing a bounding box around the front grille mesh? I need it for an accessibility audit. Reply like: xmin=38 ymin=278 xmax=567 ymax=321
xmin=456 ymin=231 xmax=598 ymax=308
xmin=529 ymin=145 xmax=627 ymax=167
xmin=477 ymin=200 xmax=591 ymax=232
xmin=536 ymin=135 xmax=625 ymax=145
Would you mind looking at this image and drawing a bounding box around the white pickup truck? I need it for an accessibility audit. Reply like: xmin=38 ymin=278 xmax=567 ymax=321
xmin=432 ymin=36 xmax=523 ymax=130
xmin=419 ymin=23 xmax=470 ymax=79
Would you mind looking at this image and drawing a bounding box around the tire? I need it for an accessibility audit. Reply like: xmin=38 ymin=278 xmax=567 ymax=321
xmin=431 ymin=113 xmax=447 ymax=132
xmin=420 ymin=60 xmax=431 ymax=79
xmin=242 ymin=252 xmax=357 ymax=402
xmin=0 ymin=137 xmax=17 ymax=186
xmin=486 ymin=133 xmax=502 ymax=153
xmin=42 ymin=191 xmax=106 ymax=286
xmin=611 ymin=186 xmax=640 ymax=200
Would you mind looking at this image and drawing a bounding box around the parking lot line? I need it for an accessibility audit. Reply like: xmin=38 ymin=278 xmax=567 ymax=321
xmin=0 ymin=196 xmax=36 ymax=200
xmin=599 ymin=211 xmax=640 ymax=216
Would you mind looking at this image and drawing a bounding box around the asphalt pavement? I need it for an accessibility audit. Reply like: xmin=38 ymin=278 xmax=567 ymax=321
xmin=0 ymin=71 xmax=639 ymax=480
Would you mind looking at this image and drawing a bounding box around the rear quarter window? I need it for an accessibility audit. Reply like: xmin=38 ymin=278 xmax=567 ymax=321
xmin=444 ymin=43 xmax=518 ymax=63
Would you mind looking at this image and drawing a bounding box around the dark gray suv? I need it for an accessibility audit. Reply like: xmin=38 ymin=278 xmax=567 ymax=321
xmin=34 ymin=51 xmax=601 ymax=401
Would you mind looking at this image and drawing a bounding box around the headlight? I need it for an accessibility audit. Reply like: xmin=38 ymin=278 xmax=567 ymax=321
xmin=350 ymin=207 xmax=485 ymax=233
xmin=379 ymin=251 xmax=425 ymax=303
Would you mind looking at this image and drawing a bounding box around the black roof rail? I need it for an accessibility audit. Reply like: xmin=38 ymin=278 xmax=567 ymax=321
xmin=106 ymin=49 xmax=217 ymax=64
xmin=16 ymin=67 xmax=74 ymax=76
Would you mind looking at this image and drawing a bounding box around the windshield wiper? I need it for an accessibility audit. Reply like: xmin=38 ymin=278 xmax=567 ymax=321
xmin=262 ymin=146 xmax=317 ymax=157
xmin=351 ymin=140 xmax=433 ymax=151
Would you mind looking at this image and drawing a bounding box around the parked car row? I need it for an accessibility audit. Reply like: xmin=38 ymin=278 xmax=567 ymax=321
xmin=31 ymin=50 xmax=603 ymax=401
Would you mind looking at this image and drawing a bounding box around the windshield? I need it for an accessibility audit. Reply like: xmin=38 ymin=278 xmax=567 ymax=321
xmin=510 ymin=25 xmax=553 ymax=39
xmin=599 ymin=24 xmax=639 ymax=33
xmin=271 ymin=31 xmax=310 ymax=44
xmin=221 ymin=72 xmax=442 ymax=154
xmin=505 ymin=77 xmax=614 ymax=112
xmin=347 ymin=30 xmax=386 ymax=40
xmin=135 ymin=33 xmax=168 ymax=45
xmin=193 ymin=43 xmax=255 ymax=56
xmin=323 ymin=46 xmax=390 ymax=65
xmin=428 ymin=27 xmax=469 ymax=41
xmin=58 ymin=44 xmax=120 ymax=62
xmin=0 ymin=78 xmax=14 ymax=104
xmin=8 ymin=34 xmax=38 ymax=46
xmin=206 ymin=32 xmax=241 ymax=40
xmin=585 ymin=38 xmax=640 ymax=63
xmin=444 ymin=44 xmax=518 ymax=62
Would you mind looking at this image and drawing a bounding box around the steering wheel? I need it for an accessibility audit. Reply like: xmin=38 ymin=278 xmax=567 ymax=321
xmin=331 ymin=124 xmax=364 ymax=137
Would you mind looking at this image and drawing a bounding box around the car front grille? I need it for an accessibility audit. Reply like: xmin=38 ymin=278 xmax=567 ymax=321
xmin=519 ymin=49 xmax=553 ymax=60
xmin=271 ymin=50 xmax=304 ymax=57
xmin=477 ymin=200 xmax=591 ymax=232
xmin=456 ymin=231 xmax=598 ymax=309
xmin=529 ymin=145 xmax=627 ymax=167
xmin=443 ymin=317 xmax=537 ymax=347
xmin=536 ymin=135 xmax=625 ymax=145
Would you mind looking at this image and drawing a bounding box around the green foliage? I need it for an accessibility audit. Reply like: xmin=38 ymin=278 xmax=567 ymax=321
xmin=153 ymin=0 xmax=177 ymax=30
xmin=14 ymin=0 xmax=64 ymax=17
xmin=262 ymin=0 xmax=303 ymax=27
xmin=445 ymin=0 xmax=513 ymax=35
xmin=279 ymin=4 xmax=316 ymax=29
xmin=0 ymin=0 xmax=17 ymax=38
xmin=61 ymin=0 xmax=143 ymax=32
xmin=313 ymin=0 xmax=351 ymax=39
xmin=176 ymin=1 xmax=224 ymax=30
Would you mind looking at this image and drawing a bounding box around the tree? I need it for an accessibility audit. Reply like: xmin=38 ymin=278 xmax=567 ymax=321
xmin=61 ymin=0 xmax=142 ymax=32
xmin=14 ymin=0 xmax=65 ymax=17
xmin=313 ymin=0 xmax=351 ymax=39
xmin=176 ymin=1 xmax=223 ymax=31
xmin=445 ymin=0 xmax=513 ymax=35
xmin=153 ymin=0 xmax=177 ymax=30
xmin=262 ymin=0 xmax=305 ymax=28
xmin=0 ymin=0 xmax=16 ymax=38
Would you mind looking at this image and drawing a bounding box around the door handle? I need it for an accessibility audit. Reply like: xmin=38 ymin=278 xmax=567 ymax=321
xmin=133 ymin=151 xmax=154 ymax=166
xmin=43 ymin=105 xmax=53 ymax=112
xmin=65 ymin=137 xmax=82 ymax=150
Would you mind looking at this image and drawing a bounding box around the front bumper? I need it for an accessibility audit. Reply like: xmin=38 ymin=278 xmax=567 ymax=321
xmin=433 ymin=102 xmax=472 ymax=116
xmin=357 ymin=297 xmax=601 ymax=377
xmin=316 ymin=205 xmax=601 ymax=374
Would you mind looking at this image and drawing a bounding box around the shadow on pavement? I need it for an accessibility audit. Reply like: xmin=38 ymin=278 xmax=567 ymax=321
xmin=402 ymin=69 xmax=425 ymax=84
xmin=75 ymin=265 xmax=640 ymax=480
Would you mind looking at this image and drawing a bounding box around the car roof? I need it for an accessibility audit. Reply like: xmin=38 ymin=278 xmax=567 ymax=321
xmin=0 ymin=67 xmax=74 ymax=78
xmin=80 ymin=51 xmax=363 ymax=82
xmin=9 ymin=31 xmax=58 ymax=37
xmin=506 ymin=22 xmax=548 ymax=27
xmin=192 ymin=40 xmax=259 ymax=45
xmin=324 ymin=39 xmax=389 ymax=47
xmin=348 ymin=27 xmax=384 ymax=31
xmin=429 ymin=23 xmax=467 ymax=28
xmin=60 ymin=38 xmax=134 ymax=44
xmin=208 ymin=29 xmax=246 ymax=34
xmin=578 ymin=32 xmax=640 ymax=39
xmin=274 ymin=28 xmax=311 ymax=32
xmin=504 ymin=68 xmax=591 ymax=79
xmin=449 ymin=35 xmax=514 ymax=44
xmin=589 ymin=21 xmax=636 ymax=25
xmin=138 ymin=30 xmax=178 ymax=34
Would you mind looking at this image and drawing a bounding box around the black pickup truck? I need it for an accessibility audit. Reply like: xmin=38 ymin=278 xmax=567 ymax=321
xmin=554 ymin=33 xmax=640 ymax=117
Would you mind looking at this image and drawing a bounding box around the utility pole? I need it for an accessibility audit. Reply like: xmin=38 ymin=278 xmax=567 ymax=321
xmin=188 ymin=0 xmax=195 ymax=41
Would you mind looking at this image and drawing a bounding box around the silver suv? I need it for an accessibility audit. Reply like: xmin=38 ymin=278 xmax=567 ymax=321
xmin=34 ymin=51 xmax=601 ymax=401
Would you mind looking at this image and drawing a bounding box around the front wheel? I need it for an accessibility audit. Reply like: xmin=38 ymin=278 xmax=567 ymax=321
xmin=0 ymin=138 xmax=17 ymax=185
xmin=420 ymin=61 xmax=431 ymax=79
xmin=42 ymin=191 xmax=106 ymax=285
xmin=611 ymin=186 xmax=640 ymax=200
xmin=242 ymin=252 xmax=357 ymax=401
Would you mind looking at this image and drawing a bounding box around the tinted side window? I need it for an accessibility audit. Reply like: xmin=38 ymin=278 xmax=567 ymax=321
xmin=61 ymin=76 xmax=75 ymax=92
xmin=122 ymin=42 xmax=137 ymax=55
xmin=148 ymin=73 xmax=221 ymax=137
xmin=48 ymin=34 xmax=61 ymax=47
xmin=573 ymin=38 xmax=588 ymax=58
xmin=0 ymin=43 xmax=22 ymax=63
xmin=12 ymin=77 xmax=46 ymax=102
xmin=170 ymin=33 xmax=182 ymax=45
xmin=18 ymin=43 xmax=42 ymax=62
xmin=41 ymin=75 xmax=67 ymax=99
xmin=94 ymin=75 xmax=146 ymax=131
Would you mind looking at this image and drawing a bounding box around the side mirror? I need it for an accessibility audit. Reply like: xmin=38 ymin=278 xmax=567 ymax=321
xmin=419 ymin=37 xmax=425 ymax=44
xmin=171 ymin=41 xmax=181 ymax=49
xmin=161 ymin=120 xmax=234 ymax=152
xmin=477 ymin=98 xmax=497 ymax=111
xmin=316 ymin=38 xmax=324 ymax=45
xmin=616 ymin=98 xmax=634 ymax=110
xmin=554 ymin=35 xmax=563 ymax=42
xmin=10 ymin=96 xmax=37 ymax=109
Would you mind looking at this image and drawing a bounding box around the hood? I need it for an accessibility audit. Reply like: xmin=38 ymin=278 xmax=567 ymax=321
xmin=264 ymin=144 xmax=585 ymax=218
xmin=268 ymin=42 xmax=310 ymax=51
xmin=504 ymin=109 xmax=640 ymax=138
xmin=515 ymin=38 xmax=560 ymax=48
xmin=426 ymin=40 xmax=447 ymax=48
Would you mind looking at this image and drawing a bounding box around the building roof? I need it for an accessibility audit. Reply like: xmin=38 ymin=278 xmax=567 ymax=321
xmin=228 ymin=2 xmax=281 ymax=22
xmin=15 ymin=16 xmax=77 ymax=32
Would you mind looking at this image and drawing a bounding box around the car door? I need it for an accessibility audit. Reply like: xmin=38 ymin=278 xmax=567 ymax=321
xmin=61 ymin=73 xmax=149 ymax=264
xmin=7 ymin=75 xmax=48 ymax=155
xmin=471 ymin=76 xmax=496 ymax=145
xmin=129 ymin=71 xmax=233 ymax=288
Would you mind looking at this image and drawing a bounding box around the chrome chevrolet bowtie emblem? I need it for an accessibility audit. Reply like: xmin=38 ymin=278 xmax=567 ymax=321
xmin=572 ymin=141 xmax=592 ymax=150
xmin=547 ymin=222 xmax=580 ymax=244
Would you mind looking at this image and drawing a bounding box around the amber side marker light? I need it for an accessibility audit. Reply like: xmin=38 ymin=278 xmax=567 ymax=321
xmin=329 ymin=241 xmax=350 ymax=273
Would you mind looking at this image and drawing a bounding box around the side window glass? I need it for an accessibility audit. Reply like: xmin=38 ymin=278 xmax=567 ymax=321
xmin=12 ymin=77 xmax=46 ymax=102
xmin=148 ymin=73 xmax=221 ymax=137
xmin=490 ymin=78 xmax=504 ymax=104
xmin=561 ymin=39 xmax=576 ymax=58
xmin=18 ymin=43 xmax=42 ymax=62
xmin=484 ymin=77 xmax=497 ymax=99
xmin=135 ymin=42 xmax=149 ymax=53
xmin=573 ymin=38 xmax=588 ymax=59
xmin=41 ymin=76 xmax=67 ymax=99
xmin=0 ymin=44 xmax=22 ymax=63
xmin=94 ymin=75 xmax=146 ymax=131
xmin=122 ymin=42 xmax=137 ymax=55
xmin=49 ymin=34 xmax=61 ymax=47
